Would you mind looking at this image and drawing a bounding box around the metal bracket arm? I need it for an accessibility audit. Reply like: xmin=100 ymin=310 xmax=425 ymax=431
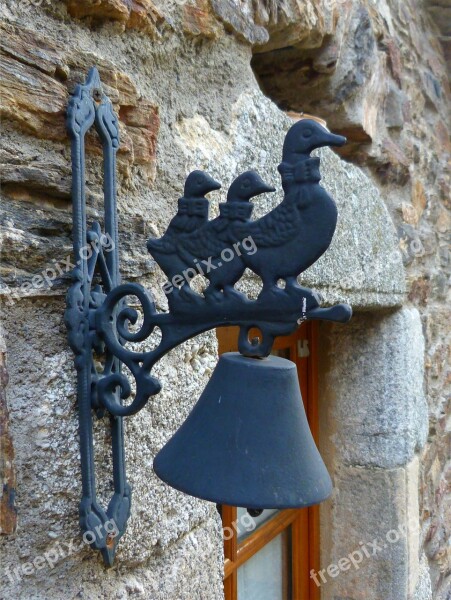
xmin=65 ymin=67 xmax=351 ymax=565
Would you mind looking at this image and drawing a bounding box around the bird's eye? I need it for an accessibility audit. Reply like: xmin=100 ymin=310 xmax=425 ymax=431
xmin=197 ymin=178 xmax=203 ymax=184
xmin=242 ymin=178 xmax=250 ymax=188
xmin=302 ymin=128 xmax=313 ymax=138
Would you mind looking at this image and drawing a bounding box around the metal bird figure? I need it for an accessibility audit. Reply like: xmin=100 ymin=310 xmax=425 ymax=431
xmin=177 ymin=171 xmax=275 ymax=300
xmin=147 ymin=170 xmax=221 ymax=293
xmin=234 ymin=119 xmax=346 ymax=294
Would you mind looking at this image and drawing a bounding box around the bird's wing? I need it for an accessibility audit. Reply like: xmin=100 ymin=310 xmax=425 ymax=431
xmin=233 ymin=200 xmax=300 ymax=248
xmin=167 ymin=213 xmax=205 ymax=234
xmin=168 ymin=220 xmax=189 ymax=233
xmin=177 ymin=220 xmax=234 ymax=260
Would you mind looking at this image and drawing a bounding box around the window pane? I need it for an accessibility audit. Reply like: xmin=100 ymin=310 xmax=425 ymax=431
xmin=236 ymin=507 xmax=280 ymax=541
xmin=237 ymin=530 xmax=292 ymax=600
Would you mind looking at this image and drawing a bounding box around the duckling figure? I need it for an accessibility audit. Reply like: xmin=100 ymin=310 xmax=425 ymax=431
xmin=234 ymin=120 xmax=346 ymax=295
xmin=177 ymin=171 xmax=275 ymax=300
xmin=147 ymin=170 xmax=221 ymax=295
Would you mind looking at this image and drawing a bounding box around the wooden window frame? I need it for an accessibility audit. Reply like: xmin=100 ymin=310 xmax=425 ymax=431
xmin=217 ymin=323 xmax=321 ymax=600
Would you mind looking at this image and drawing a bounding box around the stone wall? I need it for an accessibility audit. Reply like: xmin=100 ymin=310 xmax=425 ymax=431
xmin=318 ymin=308 xmax=429 ymax=599
xmin=0 ymin=1 xmax=449 ymax=599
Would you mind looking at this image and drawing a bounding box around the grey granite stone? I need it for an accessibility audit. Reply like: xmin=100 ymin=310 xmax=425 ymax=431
xmin=319 ymin=458 xmax=421 ymax=600
xmin=319 ymin=307 xmax=428 ymax=469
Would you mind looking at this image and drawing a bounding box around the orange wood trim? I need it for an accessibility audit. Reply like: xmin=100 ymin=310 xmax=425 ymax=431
xmin=224 ymin=557 xmax=234 ymax=573
xmin=224 ymin=509 xmax=299 ymax=579
xmin=217 ymin=326 xmax=303 ymax=354
xmin=307 ymin=322 xmax=321 ymax=600
xmin=281 ymin=524 xmax=291 ymax=599
xmin=308 ymin=505 xmax=321 ymax=600
xmin=222 ymin=505 xmax=238 ymax=562
xmin=292 ymin=509 xmax=310 ymax=599
xmin=223 ymin=572 xmax=237 ymax=600
xmin=272 ymin=333 xmax=298 ymax=350
xmin=217 ymin=327 xmax=239 ymax=354
xmin=223 ymin=505 xmax=238 ymax=600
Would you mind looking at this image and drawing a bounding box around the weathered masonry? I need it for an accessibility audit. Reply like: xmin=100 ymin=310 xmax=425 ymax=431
xmin=0 ymin=1 xmax=449 ymax=599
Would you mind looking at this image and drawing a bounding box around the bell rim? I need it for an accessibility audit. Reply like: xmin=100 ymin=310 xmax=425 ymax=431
xmin=153 ymin=458 xmax=333 ymax=509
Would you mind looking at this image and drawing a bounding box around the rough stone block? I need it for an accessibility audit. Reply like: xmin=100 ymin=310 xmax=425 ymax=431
xmin=319 ymin=308 xmax=428 ymax=469
xmin=385 ymin=85 xmax=407 ymax=129
xmin=210 ymin=0 xmax=269 ymax=45
xmin=0 ymin=55 xmax=68 ymax=141
xmin=66 ymin=0 xmax=130 ymax=22
xmin=183 ymin=0 xmax=222 ymax=39
xmin=0 ymin=299 xmax=221 ymax=576
xmin=0 ymin=21 xmax=68 ymax=78
xmin=251 ymin=3 xmax=385 ymax=148
xmin=127 ymin=0 xmax=164 ymax=35
xmin=120 ymin=101 xmax=160 ymax=177
xmin=319 ymin=458 xmax=421 ymax=600
xmin=64 ymin=0 xmax=163 ymax=36
xmin=427 ymin=7 xmax=451 ymax=37
xmin=412 ymin=180 xmax=427 ymax=222
xmin=413 ymin=553 xmax=433 ymax=600
xmin=374 ymin=138 xmax=410 ymax=186
xmin=0 ymin=140 xmax=72 ymax=200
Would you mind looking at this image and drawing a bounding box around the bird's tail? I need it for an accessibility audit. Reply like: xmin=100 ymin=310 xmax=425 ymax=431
xmin=146 ymin=237 xmax=159 ymax=252
xmin=147 ymin=237 xmax=174 ymax=256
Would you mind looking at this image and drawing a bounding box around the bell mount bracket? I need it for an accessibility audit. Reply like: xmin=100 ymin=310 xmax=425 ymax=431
xmin=65 ymin=68 xmax=352 ymax=565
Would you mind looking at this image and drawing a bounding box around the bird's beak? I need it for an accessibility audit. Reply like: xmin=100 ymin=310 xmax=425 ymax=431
xmin=256 ymin=182 xmax=276 ymax=195
xmin=319 ymin=131 xmax=347 ymax=148
xmin=206 ymin=177 xmax=222 ymax=192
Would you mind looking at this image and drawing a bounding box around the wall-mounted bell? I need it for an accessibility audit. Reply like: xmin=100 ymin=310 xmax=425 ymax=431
xmin=66 ymin=69 xmax=350 ymax=562
xmin=153 ymin=353 xmax=332 ymax=508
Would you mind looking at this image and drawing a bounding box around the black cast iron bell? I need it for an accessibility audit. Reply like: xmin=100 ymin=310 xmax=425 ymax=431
xmin=66 ymin=69 xmax=350 ymax=563
xmin=153 ymin=353 xmax=332 ymax=508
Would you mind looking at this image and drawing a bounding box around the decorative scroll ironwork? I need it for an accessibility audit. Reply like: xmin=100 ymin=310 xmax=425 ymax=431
xmin=65 ymin=68 xmax=130 ymax=567
xmin=65 ymin=68 xmax=352 ymax=565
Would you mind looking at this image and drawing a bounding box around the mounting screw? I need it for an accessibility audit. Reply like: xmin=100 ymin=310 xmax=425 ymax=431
xmin=92 ymin=88 xmax=102 ymax=102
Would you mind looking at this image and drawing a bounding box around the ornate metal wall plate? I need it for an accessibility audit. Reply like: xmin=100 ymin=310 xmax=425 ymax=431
xmin=65 ymin=67 xmax=352 ymax=565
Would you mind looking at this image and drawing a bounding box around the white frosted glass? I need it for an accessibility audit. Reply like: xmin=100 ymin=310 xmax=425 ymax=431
xmin=237 ymin=532 xmax=291 ymax=600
